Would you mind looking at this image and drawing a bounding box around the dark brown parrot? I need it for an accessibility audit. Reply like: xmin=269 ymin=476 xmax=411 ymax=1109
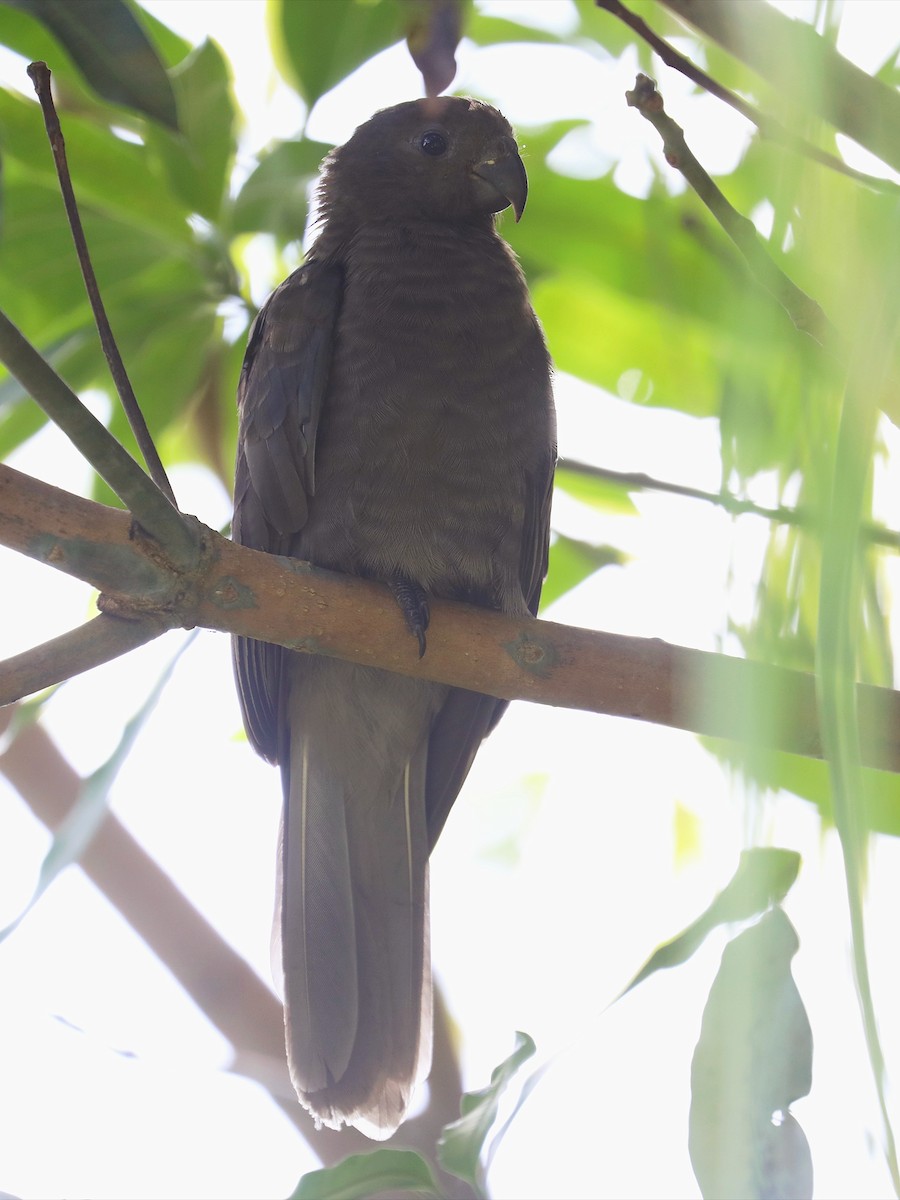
xmin=232 ymin=96 xmax=555 ymax=1138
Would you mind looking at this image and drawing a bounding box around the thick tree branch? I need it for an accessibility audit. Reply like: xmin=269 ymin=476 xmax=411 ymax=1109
xmin=0 ymin=310 xmax=196 ymax=565
xmin=3 ymin=463 xmax=900 ymax=773
xmin=0 ymin=614 xmax=165 ymax=701
xmin=624 ymin=74 xmax=840 ymax=353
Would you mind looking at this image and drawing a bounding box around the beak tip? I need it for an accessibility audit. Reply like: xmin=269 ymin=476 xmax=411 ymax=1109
xmin=473 ymin=152 xmax=528 ymax=223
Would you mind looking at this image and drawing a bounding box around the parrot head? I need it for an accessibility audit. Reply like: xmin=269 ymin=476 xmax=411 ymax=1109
xmin=320 ymin=96 xmax=528 ymax=227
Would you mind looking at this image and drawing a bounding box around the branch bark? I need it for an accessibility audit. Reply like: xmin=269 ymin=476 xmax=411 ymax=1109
xmin=3 ymin=462 xmax=900 ymax=773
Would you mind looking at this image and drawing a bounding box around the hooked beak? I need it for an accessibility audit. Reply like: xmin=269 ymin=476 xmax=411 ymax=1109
xmin=472 ymin=144 xmax=528 ymax=221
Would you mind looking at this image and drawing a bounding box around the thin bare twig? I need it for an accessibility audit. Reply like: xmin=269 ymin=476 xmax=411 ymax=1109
xmin=595 ymin=0 xmax=900 ymax=196
xmin=557 ymin=458 xmax=900 ymax=552
xmin=624 ymin=73 xmax=840 ymax=354
xmin=26 ymin=61 xmax=177 ymax=507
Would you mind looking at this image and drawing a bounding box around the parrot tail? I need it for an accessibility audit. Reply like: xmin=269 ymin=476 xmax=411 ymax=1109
xmin=277 ymin=660 xmax=437 ymax=1138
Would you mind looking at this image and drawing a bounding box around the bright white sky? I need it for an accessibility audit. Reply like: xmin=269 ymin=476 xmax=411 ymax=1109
xmin=2 ymin=3 xmax=900 ymax=1198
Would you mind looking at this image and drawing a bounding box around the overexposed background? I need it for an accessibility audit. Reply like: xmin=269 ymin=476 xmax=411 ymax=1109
xmin=2 ymin=2 xmax=900 ymax=1197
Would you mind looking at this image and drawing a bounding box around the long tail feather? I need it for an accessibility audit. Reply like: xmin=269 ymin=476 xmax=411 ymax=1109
xmin=278 ymin=659 xmax=443 ymax=1137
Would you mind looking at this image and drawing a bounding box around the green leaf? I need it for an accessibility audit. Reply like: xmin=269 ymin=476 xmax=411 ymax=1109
xmin=0 ymin=329 xmax=95 ymax=410
xmin=0 ymin=88 xmax=192 ymax=241
xmin=0 ymin=147 xmax=223 ymax=471
xmin=689 ymin=908 xmax=813 ymax=1199
xmin=466 ymin=12 xmax=567 ymax=47
xmin=3 ymin=0 xmax=178 ymax=128
xmin=437 ymin=1031 xmax=536 ymax=1194
xmin=230 ymin=138 xmax=332 ymax=241
xmin=273 ymin=0 xmax=406 ymax=108
xmin=815 ymin=251 xmax=900 ymax=1187
xmin=0 ymin=392 xmax=48 ymax=458
xmin=130 ymin=2 xmax=192 ymax=70
xmin=619 ymin=848 xmax=801 ymax=997
xmin=145 ymin=38 xmax=237 ymax=222
xmin=0 ymin=634 xmax=196 ymax=943
xmin=701 ymin=740 xmax=900 ymax=839
xmin=541 ymin=533 xmax=624 ymax=609
xmin=532 ymin=272 xmax=721 ymax=415
xmin=573 ymin=0 xmax=675 ymax=58
xmin=289 ymin=1149 xmax=440 ymax=1199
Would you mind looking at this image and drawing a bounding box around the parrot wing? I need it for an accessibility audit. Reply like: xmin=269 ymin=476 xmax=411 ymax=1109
xmin=423 ymin=452 xmax=555 ymax=848
xmin=232 ymin=260 xmax=343 ymax=761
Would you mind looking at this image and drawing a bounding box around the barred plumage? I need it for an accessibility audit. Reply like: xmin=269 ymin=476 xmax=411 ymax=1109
xmin=233 ymin=96 xmax=555 ymax=1138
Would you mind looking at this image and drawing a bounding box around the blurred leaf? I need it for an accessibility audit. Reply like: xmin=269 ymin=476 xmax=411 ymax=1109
xmin=273 ymin=0 xmax=405 ymax=108
xmin=438 ymin=1031 xmax=536 ymax=1193
xmin=620 ymin=849 xmax=801 ymax=997
xmin=3 ymin=0 xmax=178 ymax=128
xmin=230 ymin=138 xmax=332 ymax=241
xmin=407 ymin=0 xmax=463 ymax=96
xmin=875 ymin=44 xmax=900 ymax=88
xmin=92 ymin=285 xmax=219 ymax=504
xmin=554 ymin=465 xmax=638 ymax=515
xmin=689 ymin=908 xmax=813 ymax=1199
xmin=145 ymin=38 xmax=236 ymax=222
xmin=289 ymin=1149 xmax=440 ymax=1199
xmin=664 ymin=0 xmax=900 ymax=174
xmin=541 ymin=533 xmax=624 ymax=609
xmin=674 ymin=800 xmax=702 ymax=865
xmin=533 ymin=272 xmax=721 ymax=414
xmin=477 ymin=772 xmax=547 ymax=867
xmin=127 ymin=2 xmax=192 ymax=69
xmin=703 ymin=740 xmax=900 ymax=839
xmin=0 ymin=143 xmax=223 ymax=476
xmin=0 ymin=633 xmax=196 ymax=944
xmin=466 ymin=12 xmax=567 ymax=47
xmin=0 ymin=393 xmax=48 ymax=458
xmin=814 ymin=242 xmax=900 ymax=1187
xmin=164 ymin=332 xmax=245 ymax=489
xmin=0 ymin=87 xmax=191 ymax=240
xmin=574 ymin=0 xmax=688 ymax=59
xmin=0 ymin=329 xmax=94 ymax=411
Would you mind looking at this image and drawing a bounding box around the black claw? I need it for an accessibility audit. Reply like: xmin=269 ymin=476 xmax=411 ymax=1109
xmin=389 ymin=577 xmax=430 ymax=658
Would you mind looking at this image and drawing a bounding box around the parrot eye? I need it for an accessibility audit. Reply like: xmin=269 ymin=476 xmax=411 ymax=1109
xmin=419 ymin=130 xmax=448 ymax=157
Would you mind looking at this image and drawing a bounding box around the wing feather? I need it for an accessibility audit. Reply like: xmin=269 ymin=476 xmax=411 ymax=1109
xmin=232 ymin=259 xmax=343 ymax=760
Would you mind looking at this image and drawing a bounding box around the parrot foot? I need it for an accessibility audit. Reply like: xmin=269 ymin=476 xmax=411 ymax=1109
xmin=389 ymin=577 xmax=430 ymax=658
